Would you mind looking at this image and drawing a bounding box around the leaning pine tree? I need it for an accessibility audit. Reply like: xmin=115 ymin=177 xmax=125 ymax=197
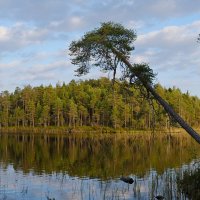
xmin=69 ymin=22 xmax=200 ymax=144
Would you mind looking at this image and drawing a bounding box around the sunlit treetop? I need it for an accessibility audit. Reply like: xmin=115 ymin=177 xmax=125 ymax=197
xmin=127 ymin=63 xmax=157 ymax=87
xmin=69 ymin=22 xmax=137 ymax=78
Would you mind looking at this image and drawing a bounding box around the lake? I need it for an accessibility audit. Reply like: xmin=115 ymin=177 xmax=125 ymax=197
xmin=0 ymin=132 xmax=200 ymax=200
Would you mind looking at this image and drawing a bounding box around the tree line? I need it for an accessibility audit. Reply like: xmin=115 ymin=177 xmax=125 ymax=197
xmin=0 ymin=77 xmax=200 ymax=129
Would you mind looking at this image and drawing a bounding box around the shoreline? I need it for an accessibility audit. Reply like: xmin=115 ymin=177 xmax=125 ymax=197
xmin=0 ymin=126 xmax=199 ymax=135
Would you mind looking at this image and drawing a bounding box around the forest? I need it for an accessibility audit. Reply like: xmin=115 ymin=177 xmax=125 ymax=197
xmin=0 ymin=77 xmax=200 ymax=130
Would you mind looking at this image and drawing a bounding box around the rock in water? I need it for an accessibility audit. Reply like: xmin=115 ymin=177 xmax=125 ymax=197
xmin=155 ymin=195 xmax=165 ymax=200
xmin=120 ymin=176 xmax=134 ymax=184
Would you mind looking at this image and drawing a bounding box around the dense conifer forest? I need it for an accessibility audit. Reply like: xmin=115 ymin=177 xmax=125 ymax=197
xmin=0 ymin=78 xmax=200 ymax=130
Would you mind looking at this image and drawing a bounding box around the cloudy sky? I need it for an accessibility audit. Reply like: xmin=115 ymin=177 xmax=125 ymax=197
xmin=0 ymin=0 xmax=200 ymax=96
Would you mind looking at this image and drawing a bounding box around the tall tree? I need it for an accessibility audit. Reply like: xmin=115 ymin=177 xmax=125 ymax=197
xmin=68 ymin=99 xmax=78 ymax=128
xmin=0 ymin=91 xmax=10 ymax=127
xmin=22 ymin=86 xmax=33 ymax=126
xmin=41 ymin=105 xmax=50 ymax=127
xmin=27 ymin=100 xmax=36 ymax=127
xmin=53 ymin=97 xmax=63 ymax=126
xmin=13 ymin=107 xmax=24 ymax=127
xmin=69 ymin=22 xmax=200 ymax=143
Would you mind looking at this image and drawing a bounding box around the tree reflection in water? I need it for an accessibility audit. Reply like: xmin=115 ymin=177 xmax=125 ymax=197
xmin=177 ymin=161 xmax=200 ymax=200
xmin=0 ymin=132 xmax=199 ymax=199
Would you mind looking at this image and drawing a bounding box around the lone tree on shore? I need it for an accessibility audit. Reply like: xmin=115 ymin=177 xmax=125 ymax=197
xmin=69 ymin=22 xmax=200 ymax=144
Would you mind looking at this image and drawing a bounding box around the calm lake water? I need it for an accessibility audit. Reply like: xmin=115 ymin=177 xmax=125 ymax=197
xmin=0 ymin=132 xmax=200 ymax=200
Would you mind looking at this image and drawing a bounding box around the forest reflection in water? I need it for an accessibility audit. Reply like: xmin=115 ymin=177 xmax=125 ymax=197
xmin=0 ymin=132 xmax=200 ymax=199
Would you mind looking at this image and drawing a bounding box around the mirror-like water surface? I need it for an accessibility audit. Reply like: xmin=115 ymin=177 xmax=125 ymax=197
xmin=0 ymin=132 xmax=200 ymax=199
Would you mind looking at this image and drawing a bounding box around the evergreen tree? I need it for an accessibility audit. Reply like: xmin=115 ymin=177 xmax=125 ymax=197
xmin=69 ymin=22 xmax=200 ymax=143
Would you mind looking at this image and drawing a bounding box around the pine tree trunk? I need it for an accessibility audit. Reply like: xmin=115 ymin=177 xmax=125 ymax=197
xmin=111 ymin=47 xmax=200 ymax=144
xmin=146 ymin=83 xmax=200 ymax=143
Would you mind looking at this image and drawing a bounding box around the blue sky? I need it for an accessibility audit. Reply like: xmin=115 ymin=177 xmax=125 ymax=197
xmin=0 ymin=0 xmax=200 ymax=96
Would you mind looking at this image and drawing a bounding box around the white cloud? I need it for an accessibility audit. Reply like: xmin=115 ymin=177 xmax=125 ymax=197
xmin=134 ymin=20 xmax=200 ymax=69
xmin=0 ymin=47 xmax=75 ymax=91
xmin=0 ymin=60 xmax=22 ymax=70
xmin=0 ymin=26 xmax=9 ymax=41
xmin=25 ymin=61 xmax=69 ymax=76
xmin=70 ymin=16 xmax=83 ymax=27
xmin=131 ymin=20 xmax=200 ymax=96
xmin=0 ymin=0 xmax=200 ymax=31
xmin=0 ymin=23 xmax=50 ymax=52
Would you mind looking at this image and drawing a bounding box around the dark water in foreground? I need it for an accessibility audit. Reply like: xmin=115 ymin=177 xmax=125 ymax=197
xmin=0 ymin=132 xmax=200 ymax=200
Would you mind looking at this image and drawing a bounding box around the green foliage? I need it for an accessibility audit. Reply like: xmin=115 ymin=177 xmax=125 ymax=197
xmin=128 ymin=63 xmax=157 ymax=86
xmin=69 ymin=22 xmax=157 ymax=88
xmin=68 ymin=99 xmax=78 ymax=127
xmin=0 ymin=78 xmax=200 ymax=129
xmin=69 ymin=22 xmax=136 ymax=78
xmin=41 ymin=105 xmax=50 ymax=127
